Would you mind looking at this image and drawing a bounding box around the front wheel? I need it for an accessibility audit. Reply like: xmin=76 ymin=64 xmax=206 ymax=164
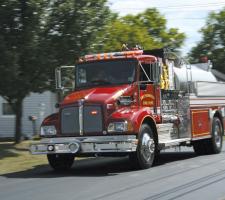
xmin=47 ymin=154 xmax=75 ymax=171
xmin=129 ymin=124 xmax=156 ymax=169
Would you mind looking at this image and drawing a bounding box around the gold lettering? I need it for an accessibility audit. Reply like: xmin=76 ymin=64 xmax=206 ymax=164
xmin=143 ymin=101 xmax=153 ymax=106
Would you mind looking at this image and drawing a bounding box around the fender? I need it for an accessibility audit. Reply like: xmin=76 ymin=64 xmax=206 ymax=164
xmin=208 ymin=108 xmax=224 ymax=134
xmin=109 ymin=106 xmax=158 ymax=134
xmin=214 ymin=110 xmax=224 ymax=132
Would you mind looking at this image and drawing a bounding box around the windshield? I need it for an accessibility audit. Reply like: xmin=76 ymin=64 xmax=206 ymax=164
xmin=75 ymin=59 xmax=137 ymax=89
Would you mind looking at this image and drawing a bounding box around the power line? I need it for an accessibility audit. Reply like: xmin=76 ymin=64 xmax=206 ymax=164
xmin=151 ymin=2 xmax=225 ymax=9
xmin=111 ymin=2 xmax=225 ymax=11
xmin=166 ymin=18 xmax=206 ymax=20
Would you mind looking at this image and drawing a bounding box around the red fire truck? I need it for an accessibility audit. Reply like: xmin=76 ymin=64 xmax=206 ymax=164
xmin=30 ymin=48 xmax=225 ymax=170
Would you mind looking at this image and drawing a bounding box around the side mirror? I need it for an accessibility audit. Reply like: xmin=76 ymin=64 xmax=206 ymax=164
xmin=154 ymin=62 xmax=161 ymax=84
xmin=55 ymin=66 xmax=75 ymax=91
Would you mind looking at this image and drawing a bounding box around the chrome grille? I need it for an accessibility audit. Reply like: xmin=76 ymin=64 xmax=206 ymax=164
xmin=61 ymin=107 xmax=79 ymax=134
xmin=83 ymin=105 xmax=102 ymax=133
xmin=61 ymin=105 xmax=103 ymax=135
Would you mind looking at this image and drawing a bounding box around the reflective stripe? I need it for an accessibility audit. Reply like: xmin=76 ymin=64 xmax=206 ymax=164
xmin=190 ymin=97 xmax=225 ymax=106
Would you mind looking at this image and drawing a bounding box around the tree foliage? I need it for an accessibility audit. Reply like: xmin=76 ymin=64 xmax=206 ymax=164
xmin=43 ymin=0 xmax=110 ymax=65
xmin=0 ymin=0 xmax=110 ymax=142
xmin=92 ymin=8 xmax=185 ymax=52
xmin=189 ymin=9 xmax=225 ymax=73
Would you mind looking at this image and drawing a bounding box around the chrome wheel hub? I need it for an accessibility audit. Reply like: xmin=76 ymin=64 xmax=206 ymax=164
xmin=214 ymin=123 xmax=222 ymax=148
xmin=141 ymin=133 xmax=155 ymax=162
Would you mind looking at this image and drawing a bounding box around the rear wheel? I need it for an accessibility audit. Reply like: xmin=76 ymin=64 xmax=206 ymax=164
xmin=193 ymin=117 xmax=223 ymax=155
xmin=129 ymin=124 xmax=156 ymax=169
xmin=47 ymin=154 xmax=75 ymax=171
xmin=209 ymin=117 xmax=223 ymax=153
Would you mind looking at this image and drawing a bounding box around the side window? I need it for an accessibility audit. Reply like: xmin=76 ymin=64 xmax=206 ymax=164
xmin=140 ymin=64 xmax=148 ymax=82
xmin=140 ymin=63 xmax=159 ymax=83
xmin=140 ymin=64 xmax=153 ymax=82
xmin=2 ymin=103 xmax=15 ymax=115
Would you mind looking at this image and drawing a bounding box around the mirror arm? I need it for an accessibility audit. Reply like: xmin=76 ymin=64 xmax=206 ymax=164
xmin=55 ymin=67 xmax=62 ymax=90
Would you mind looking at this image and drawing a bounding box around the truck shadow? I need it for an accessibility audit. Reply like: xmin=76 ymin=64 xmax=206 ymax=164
xmin=1 ymin=150 xmax=197 ymax=178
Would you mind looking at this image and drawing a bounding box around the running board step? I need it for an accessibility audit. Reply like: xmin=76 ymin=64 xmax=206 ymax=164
xmin=159 ymin=138 xmax=191 ymax=150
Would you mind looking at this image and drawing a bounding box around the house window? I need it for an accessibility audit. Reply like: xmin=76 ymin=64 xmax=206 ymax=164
xmin=2 ymin=103 xmax=15 ymax=115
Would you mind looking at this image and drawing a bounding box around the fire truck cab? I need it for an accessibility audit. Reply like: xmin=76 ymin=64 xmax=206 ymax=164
xmin=30 ymin=48 xmax=225 ymax=170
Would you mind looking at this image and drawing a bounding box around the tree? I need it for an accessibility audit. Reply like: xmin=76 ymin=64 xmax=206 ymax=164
xmin=0 ymin=0 xmax=110 ymax=143
xmin=43 ymin=0 xmax=110 ymax=65
xmin=0 ymin=0 xmax=48 ymax=143
xmin=92 ymin=8 xmax=185 ymax=52
xmin=189 ymin=9 xmax=225 ymax=73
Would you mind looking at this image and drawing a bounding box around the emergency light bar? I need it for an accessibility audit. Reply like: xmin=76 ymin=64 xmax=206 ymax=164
xmin=81 ymin=50 xmax=144 ymax=62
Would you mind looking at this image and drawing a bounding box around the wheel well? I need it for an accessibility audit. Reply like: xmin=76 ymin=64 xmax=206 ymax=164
xmin=214 ymin=111 xmax=224 ymax=132
xmin=142 ymin=117 xmax=158 ymax=144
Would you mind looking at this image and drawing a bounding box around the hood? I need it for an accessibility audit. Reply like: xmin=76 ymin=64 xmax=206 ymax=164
xmin=62 ymin=84 xmax=133 ymax=105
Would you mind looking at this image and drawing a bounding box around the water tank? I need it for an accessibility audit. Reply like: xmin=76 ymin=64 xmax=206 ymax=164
xmin=173 ymin=64 xmax=217 ymax=92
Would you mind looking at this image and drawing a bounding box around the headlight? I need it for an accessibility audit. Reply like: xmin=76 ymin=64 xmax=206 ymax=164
xmin=40 ymin=125 xmax=56 ymax=136
xmin=107 ymin=121 xmax=128 ymax=132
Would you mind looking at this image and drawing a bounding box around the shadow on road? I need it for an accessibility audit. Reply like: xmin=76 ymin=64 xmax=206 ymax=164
xmin=1 ymin=151 xmax=196 ymax=179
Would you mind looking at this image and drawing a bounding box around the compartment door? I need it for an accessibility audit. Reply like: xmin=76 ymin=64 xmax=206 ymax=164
xmin=191 ymin=109 xmax=210 ymax=138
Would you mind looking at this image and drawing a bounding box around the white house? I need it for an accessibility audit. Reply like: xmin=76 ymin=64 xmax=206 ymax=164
xmin=0 ymin=91 xmax=57 ymax=138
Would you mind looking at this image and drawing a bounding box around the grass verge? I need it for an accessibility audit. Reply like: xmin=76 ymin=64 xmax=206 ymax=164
xmin=0 ymin=140 xmax=48 ymax=175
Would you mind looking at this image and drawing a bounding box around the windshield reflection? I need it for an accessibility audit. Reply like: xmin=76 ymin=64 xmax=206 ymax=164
xmin=75 ymin=59 xmax=137 ymax=89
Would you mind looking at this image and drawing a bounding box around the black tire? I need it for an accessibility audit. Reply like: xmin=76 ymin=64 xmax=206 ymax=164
xmin=47 ymin=154 xmax=75 ymax=171
xmin=193 ymin=117 xmax=223 ymax=155
xmin=129 ymin=124 xmax=156 ymax=169
xmin=209 ymin=117 xmax=223 ymax=153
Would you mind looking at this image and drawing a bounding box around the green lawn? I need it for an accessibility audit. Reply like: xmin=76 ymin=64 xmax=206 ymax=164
xmin=0 ymin=140 xmax=48 ymax=175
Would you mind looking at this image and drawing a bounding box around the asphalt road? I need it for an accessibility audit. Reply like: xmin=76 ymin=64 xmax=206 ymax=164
xmin=1 ymin=146 xmax=225 ymax=200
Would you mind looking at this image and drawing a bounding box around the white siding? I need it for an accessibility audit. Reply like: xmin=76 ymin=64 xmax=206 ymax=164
xmin=0 ymin=91 xmax=57 ymax=138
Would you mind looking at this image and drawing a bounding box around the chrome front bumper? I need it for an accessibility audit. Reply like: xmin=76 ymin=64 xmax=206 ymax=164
xmin=30 ymin=135 xmax=138 ymax=155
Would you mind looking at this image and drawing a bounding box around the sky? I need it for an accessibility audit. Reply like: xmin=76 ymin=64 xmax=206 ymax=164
xmin=108 ymin=0 xmax=225 ymax=55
